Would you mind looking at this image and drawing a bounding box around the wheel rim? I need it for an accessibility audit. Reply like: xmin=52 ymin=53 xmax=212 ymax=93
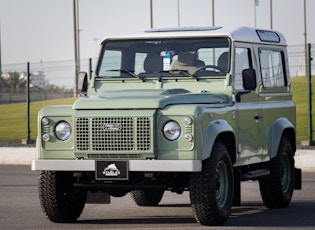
xmin=281 ymin=153 xmax=292 ymax=193
xmin=215 ymin=160 xmax=229 ymax=208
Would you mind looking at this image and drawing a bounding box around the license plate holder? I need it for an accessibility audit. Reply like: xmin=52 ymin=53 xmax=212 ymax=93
xmin=95 ymin=160 xmax=128 ymax=180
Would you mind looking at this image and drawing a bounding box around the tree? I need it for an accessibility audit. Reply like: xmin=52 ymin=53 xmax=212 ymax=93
xmin=1 ymin=72 xmax=27 ymax=93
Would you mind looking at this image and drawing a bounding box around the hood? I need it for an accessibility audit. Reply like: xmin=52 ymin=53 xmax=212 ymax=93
xmin=72 ymin=88 xmax=229 ymax=110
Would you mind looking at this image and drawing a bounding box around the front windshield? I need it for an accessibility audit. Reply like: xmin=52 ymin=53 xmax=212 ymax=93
xmin=97 ymin=37 xmax=230 ymax=78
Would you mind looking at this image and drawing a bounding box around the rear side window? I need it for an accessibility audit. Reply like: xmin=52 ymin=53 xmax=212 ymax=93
xmin=260 ymin=49 xmax=286 ymax=88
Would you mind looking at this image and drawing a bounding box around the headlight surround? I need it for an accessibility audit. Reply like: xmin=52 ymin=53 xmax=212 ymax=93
xmin=163 ymin=120 xmax=181 ymax=141
xmin=55 ymin=121 xmax=72 ymax=141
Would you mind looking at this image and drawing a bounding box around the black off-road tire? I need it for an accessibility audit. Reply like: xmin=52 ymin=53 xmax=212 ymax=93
xmin=259 ymin=137 xmax=295 ymax=208
xmin=38 ymin=171 xmax=87 ymax=223
xmin=130 ymin=190 xmax=164 ymax=206
xmin=190 ymin=142 xmax=234 ymax=226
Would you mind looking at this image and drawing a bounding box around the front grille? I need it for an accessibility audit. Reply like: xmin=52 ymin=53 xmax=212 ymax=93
xmin=75 ymin=116 xmax=151 ymax=152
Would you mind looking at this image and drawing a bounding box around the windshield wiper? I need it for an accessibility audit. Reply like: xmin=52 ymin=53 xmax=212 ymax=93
xmin=170 ymin=69 xmax=199 ymax=81
xmin=109 ymin=69 xmax=143 ymax=80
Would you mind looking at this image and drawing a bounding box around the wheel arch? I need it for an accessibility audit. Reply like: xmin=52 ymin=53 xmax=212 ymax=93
xmin=268 ymin=117 xmax=296 ymax=159
xmin=202 ymin=119 xmax=236 ymax=164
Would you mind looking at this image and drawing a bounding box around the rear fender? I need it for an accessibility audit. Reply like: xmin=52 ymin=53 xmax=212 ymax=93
xmin=268 ymin=118 xmax=295 ymax=159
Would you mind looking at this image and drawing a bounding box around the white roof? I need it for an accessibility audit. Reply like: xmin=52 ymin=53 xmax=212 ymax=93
xmin=102 ymin=26 xmax=287 ymax=46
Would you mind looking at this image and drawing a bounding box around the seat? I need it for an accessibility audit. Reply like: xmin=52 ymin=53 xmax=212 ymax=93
xmin=170 ymin=51 xmax=204 ymax=75
xmin=217 ymin=52 xmax=229 ymax=73
xmin=143 ymin=53 xmax=163 ymax=73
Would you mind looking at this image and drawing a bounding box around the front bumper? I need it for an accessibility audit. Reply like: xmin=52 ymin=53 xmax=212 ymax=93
xmin=31 ymin=159 xmax=202 ymax=172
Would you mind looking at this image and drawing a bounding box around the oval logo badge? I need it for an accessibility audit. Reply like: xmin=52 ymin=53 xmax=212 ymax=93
xmin=103 ymin=123 xmax=122 ymax=131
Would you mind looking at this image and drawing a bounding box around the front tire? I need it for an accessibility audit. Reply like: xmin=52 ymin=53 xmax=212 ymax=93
xmin=259 ymin=137 xmax=295 ymax=208
xmin=190 ymin=142 xmax=234 ymax=226
xmin=38 ymin=171 xmax=87 ymax=223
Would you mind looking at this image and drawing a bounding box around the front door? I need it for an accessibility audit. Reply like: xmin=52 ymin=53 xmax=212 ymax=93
xmin=236 ymin=98 xmax=263 ymax=161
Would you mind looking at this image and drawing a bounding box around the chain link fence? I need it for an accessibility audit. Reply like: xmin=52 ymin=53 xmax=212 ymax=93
xmin=288 ymin=44 xmax=315 ymax=143
xmin=0 ymin=58 xmax=95 ymax=104
xmin=0 ymin=45 xmax=314 ymax=143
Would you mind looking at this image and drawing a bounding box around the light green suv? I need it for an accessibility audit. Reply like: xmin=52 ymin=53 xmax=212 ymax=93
xmin=32 ymin=26 xmax=302 ymax=226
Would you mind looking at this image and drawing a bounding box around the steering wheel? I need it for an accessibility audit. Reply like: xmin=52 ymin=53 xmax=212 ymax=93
xmin=194 ymin=65 xmax=226 ymax=75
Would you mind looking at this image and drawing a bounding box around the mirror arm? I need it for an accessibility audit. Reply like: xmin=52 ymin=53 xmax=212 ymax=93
xmin=233 ymin=90 xmax=252 ymax=102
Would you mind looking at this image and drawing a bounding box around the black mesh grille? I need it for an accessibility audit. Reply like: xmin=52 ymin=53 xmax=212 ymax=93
xmin=75 ymin=116 xmax=151 ymax=152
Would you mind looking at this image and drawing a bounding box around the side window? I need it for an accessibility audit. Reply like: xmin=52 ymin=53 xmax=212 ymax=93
xmin=234 ymin=48 xmax=251 ymax=90
xmin=260 ymin=49 xmax=286 ymax=88
xmin=135 ymin=52 xmax=146 ymax=74
xmin=98 ymin=50 xmax=122 ymax=77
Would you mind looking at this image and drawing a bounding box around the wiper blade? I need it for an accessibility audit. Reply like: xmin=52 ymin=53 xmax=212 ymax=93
xmin=109 ymin=69 xmax=143 ymax=80
xmin=170 ymin=69 xmax=199 ymax=80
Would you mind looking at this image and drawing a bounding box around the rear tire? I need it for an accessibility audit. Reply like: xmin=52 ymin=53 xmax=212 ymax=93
xmin=259 ymin=137 xmax=295 ymax=208
xmin=130 ymin=190 xmax=164 ymax=206
xmin=39 ymin=171 xmax=87 ymax=223
xmin=190 ymin=142 xmax=234 ymax=226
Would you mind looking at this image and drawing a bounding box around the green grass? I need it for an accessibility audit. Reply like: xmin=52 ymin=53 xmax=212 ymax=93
xmin=291 ymin=76 xmax=315 ymax=142
xmin=0 ymin=98 xmax=77 ymax=142
xmin=0 ymin=78 xmax=313 ymax=142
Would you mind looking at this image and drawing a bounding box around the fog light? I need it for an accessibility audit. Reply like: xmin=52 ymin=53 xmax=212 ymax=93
xmin=41 ymin=117 xmax=50 ymax=125
xmin=42 ymin=134 xmax=50 ymax=142
xmin=185 ymin=133 xmax=193 ymax=142
xmin=184 ymin=117 xmax=193 ymax=125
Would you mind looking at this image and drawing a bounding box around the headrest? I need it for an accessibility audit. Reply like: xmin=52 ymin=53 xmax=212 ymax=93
xmin=218 ymin=52 xmax=229 ymax=71
xmin=177 ymin=52 xmax=196 ymax=66
xmin=144 ymin=53 xmax=163 ymax=73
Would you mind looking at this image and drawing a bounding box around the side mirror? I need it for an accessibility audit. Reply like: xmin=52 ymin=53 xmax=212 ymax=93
xmin=242 ymin=69 xmax=257 ymax=91
xmin=78 ymin=72 xmax=88 ymax=96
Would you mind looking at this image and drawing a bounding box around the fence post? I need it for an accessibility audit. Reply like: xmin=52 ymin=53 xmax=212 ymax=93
xmin=26 ymin=62 xmax=31 ymax=144
xmin=89 ymin=58 xmax=93 ymax=80
xmin=307 ymin=43 xmax=313 ymax=143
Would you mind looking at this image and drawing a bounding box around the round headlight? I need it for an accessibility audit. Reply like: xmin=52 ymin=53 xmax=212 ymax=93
xmin=163 ymin=121 xmax=181 ymax=141
xmin=55 ymin=121 xmax=72 ymax=141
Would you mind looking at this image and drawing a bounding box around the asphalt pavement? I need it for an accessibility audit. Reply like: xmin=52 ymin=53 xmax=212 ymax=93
xmin=0 ymin=165 xmax=314 ymax=230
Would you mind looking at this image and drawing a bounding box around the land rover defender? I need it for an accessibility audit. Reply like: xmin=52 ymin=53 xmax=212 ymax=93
xmin=32 ymin=26 xmax=301 ymax=226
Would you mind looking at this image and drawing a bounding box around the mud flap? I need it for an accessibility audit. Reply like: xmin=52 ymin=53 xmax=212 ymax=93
xmin=233 ymin=168 xmax=241 ymax=206
xmin=294 ymin=168 xmax=302 ymax=190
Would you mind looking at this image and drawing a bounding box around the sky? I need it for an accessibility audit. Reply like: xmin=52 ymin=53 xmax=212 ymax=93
xmin=0 ymin=0 xmax=315 ymax=65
